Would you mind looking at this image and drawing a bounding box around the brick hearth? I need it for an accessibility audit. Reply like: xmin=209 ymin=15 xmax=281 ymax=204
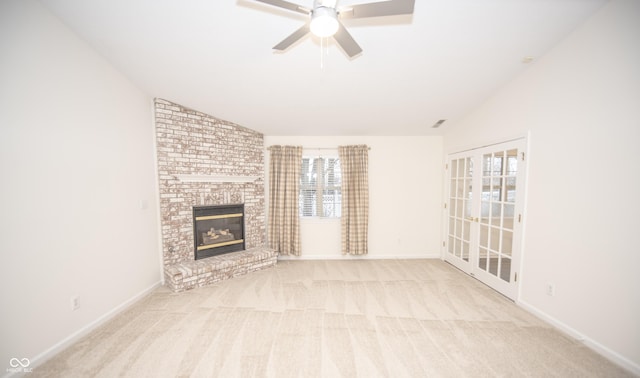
xmin=165 ymin=247 xmax=277 ymax=292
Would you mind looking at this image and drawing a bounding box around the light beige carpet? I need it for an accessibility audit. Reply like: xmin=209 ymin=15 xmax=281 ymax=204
xmin=34 ymin=259 xmax=632 ymax=377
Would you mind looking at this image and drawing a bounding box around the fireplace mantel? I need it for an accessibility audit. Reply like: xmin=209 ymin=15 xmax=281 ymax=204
xmin=173 ymin=174 xmax=260 ymax=183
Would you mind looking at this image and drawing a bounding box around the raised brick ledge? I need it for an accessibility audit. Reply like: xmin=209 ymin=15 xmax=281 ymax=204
xmin=164 ymin=247 xmax=277 ymax=292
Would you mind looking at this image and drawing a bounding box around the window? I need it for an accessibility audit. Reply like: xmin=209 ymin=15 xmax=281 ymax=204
xmin=300 ymin=156 xmax=342 ymax=217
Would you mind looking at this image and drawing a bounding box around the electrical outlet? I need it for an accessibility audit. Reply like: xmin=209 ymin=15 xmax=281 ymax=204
xmin=71 ymin=296 xmax=80 ymax=311
xmin=546 ymin=284 xmax=555 ymax=297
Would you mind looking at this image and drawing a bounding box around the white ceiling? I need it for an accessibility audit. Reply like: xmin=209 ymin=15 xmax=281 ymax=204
xmin=39 ymin=0 xmax=606 ymax=136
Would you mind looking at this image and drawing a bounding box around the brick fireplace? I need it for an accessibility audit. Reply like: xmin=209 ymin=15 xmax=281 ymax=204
xmin=154 ymin=98 xmax=275 ymax=291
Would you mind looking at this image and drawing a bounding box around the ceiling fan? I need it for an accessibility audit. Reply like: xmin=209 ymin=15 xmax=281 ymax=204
xmin=254 ymin=0 xmax=415 ymax=58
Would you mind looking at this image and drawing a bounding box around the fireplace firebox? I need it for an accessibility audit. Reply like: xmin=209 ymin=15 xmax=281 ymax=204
xmin=193 ymin=204 xmax=245 ymax=260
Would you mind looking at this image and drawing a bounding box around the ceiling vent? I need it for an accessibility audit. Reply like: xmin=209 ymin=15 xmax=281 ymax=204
xmin=431 ymin=119 xmax=446 ymax=128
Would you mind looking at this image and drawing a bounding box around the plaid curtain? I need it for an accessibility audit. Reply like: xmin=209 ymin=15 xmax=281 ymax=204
xmin=268 ymin=145 xmax=302 ymax=256
xmin=339 ymin=145 xmax=369 ymax=255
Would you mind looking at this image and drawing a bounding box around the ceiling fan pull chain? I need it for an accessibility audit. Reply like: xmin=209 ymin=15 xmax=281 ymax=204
xmin=320 ymin=37 xmax=324 ymax=69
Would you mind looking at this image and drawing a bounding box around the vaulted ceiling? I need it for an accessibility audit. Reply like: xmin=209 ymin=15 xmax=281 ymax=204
xmin=39 ymin=0 xmax=606 ymax=136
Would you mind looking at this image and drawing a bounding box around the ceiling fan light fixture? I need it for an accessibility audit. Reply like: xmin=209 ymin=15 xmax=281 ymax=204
xmin=310 ymin=7 xmax=339 ymax=38
xmin=257 ymin=0 xmax=415 ymax=58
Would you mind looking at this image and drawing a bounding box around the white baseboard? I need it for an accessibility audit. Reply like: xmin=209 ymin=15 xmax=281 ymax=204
xmin=278 ymin=253 xmax=441 ymax=261
xmin=518 ymin=299 xmax=640 ymax=376
xmin=24 ymin=281 xmax=162 ymax=374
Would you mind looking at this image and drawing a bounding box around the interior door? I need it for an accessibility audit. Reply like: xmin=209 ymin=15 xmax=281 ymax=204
xmin=444 ymin=138 xmax=527 ymax=300
xmin=445 ymin=153 xmax=474 ymax=274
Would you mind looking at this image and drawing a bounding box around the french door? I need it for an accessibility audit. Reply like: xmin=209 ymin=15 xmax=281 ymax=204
xmin=444 ymin=138 xmax=527 ymax=300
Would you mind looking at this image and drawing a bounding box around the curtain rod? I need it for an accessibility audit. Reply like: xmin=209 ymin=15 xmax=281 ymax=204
xmin=303 ymin=147 xmax=371 ymax=150
xmin=266 ymin=146 xmax=371 ymax=150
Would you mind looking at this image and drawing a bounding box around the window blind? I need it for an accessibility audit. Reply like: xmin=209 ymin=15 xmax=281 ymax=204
xmin=299 ymin=156 xmax=342 ymax=217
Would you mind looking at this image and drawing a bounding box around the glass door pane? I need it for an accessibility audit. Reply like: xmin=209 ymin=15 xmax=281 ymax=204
xmin=477 ymin=148 xmax=519 ymax=283
xmin=446 ymin=157 xmax=473 ymax=263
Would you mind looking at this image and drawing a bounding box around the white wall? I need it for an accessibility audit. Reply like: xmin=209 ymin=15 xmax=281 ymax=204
xmin=443 ymin=0 xmax=640 ymax=373
xmin=0 ymin=0 xmax=161 ymax=371
xmin=265 ymin=136 xmax=443 ymax=259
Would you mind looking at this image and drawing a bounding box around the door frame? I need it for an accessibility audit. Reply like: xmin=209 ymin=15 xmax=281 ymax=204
xmin=442 ymin=135 xmax=530 ymax=301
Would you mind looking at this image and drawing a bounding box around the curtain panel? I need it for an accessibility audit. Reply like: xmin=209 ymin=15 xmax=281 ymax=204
xmin=339 ymin=145 xmax=369 ymax=255
xmin=268 ymin=145 xmax=303 ymax=256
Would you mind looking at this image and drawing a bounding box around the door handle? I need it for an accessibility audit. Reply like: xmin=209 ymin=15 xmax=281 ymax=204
xmin=466 ymin=217 xmax=479 ymax=222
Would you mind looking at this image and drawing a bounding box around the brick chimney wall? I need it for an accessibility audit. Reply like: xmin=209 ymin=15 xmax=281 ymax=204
xmin=154 ymin=98 xmax=265 ymax=268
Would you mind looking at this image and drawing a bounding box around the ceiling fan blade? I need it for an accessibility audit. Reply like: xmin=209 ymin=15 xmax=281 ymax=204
xmin=254 ymin=0 xmax=311 ymax=15
xmin=333 ymin=22 xmax=362 ymax=58
xmin=339 ymin=0 xmax=415 ymax=19
xmin=273 ymin=22 xmax=311 ymax=51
